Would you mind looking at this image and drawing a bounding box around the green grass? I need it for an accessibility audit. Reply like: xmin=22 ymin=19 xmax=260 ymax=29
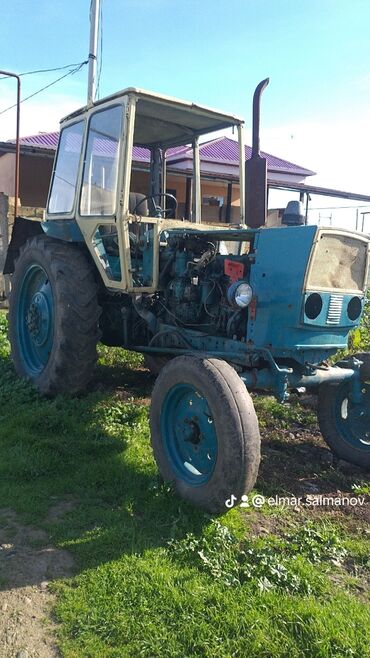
xmin=349 ymin=289 xmax=370 ymax=352
xmin=0 ymin=311 xmax=369 ymax=657
xmin=334 ymin=289 xmax=370 ymax=360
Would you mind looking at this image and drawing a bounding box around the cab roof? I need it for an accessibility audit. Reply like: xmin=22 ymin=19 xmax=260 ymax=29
xmin=61 ymin=87 xmax=245 ymax=148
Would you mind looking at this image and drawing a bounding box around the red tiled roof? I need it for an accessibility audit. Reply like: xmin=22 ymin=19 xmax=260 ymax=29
xmin=12 ymin=132 xmax=315 ymax=176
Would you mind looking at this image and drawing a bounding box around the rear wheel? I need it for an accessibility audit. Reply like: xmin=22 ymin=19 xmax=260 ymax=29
xmin=8 ymin=235 xmax=101 ymax=396
xmin=318 ymin=379 xmax=370 ymax=468
xmin=150 ymin=355 xmax=261 ymax=513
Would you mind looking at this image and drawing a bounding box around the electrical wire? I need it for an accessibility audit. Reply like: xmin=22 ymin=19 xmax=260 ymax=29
xmin=0 ymin=61 xmax=89 ymax=81
xmin=0 ymin=60 xmax=88 ymax=116
xmin=203 ymin=280 xmax=218 ymax=319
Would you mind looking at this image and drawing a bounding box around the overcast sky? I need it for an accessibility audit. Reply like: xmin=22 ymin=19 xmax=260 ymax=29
xmin=1 ymin=0 xmax=370 ymax=196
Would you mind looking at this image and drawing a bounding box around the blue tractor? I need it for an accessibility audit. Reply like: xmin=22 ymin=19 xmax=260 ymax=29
xmin=4 ymin=81 xmax=370 ymax=513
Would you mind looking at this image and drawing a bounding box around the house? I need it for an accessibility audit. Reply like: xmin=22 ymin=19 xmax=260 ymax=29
xmin=0 ymin=131 xmax=315 ymax=223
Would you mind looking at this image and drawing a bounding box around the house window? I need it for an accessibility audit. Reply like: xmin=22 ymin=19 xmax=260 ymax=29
xmin=48 ymin=120 xmax=84 ymax=214
xmin=80 ymin=105 xmax=123 ymax=216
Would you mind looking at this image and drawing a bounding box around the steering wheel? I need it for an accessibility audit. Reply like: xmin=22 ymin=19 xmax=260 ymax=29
xmin=132 ymin=193 xmax=178 ymax=218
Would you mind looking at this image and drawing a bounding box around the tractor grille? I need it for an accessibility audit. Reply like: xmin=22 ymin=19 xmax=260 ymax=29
xmin=326 ymin=294 xmax=343 ymax=325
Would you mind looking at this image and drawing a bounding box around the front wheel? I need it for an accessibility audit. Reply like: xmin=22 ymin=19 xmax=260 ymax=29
xmin=150 ymin=355 xmax=261 ymax=513
xmin=352 ymin=352 xmax=370 ymax=382
xmin=318 ymin=380 xmax=370 ymax=468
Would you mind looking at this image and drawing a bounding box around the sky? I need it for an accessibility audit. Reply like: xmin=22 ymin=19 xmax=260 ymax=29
xmin=1 ymin=0 xmax=370 ymax=202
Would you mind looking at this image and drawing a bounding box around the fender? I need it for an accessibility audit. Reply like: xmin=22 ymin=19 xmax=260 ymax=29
xmin=3 ymin=216 xmax=43 ymax=274
xmin=3 ymin=217 xmax=85 ymax=274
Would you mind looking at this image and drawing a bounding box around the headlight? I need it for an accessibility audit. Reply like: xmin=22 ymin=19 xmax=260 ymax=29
xmin=227 ymin=281 xmax=253 ymax=308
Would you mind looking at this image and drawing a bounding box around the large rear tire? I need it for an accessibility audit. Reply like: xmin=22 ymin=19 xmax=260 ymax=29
xmin=8 ymin=235 xmax=101 ymax=396
xmin=150 ymin=355 xmax=261 ymax=513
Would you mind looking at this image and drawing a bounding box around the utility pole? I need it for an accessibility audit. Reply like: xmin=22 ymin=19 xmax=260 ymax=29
xmin=87 ymin=0 xmax=100 ymax=104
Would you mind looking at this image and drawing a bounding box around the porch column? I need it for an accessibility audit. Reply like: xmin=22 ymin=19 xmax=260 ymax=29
xmin=225 ymin=182 xmax=233 ymax=223
xmin=192 ymin=136 xmax=201 ymax=223
xmin=185 ymin=176 xmax=192 ymax=220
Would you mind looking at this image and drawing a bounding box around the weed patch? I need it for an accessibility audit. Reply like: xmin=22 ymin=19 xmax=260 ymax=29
xmin=169 ymin=520 xmax=351 ymax=596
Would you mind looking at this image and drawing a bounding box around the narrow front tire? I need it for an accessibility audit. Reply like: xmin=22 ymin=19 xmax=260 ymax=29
xmin=150 ymin=355 xmax=261 ymax=513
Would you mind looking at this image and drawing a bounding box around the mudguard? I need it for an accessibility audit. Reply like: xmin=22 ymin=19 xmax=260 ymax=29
xmin=3 ymin=216 xmax=43 ymax=275
xmin=3 ymin=217 xmax=85 ymax=274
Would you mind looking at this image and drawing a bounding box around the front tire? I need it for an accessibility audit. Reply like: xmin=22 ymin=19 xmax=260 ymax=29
xmin=352 ymin=352 xmax=370 ymax=382
xmin=150 ymin=355 xmax=261 ymax=513
xmin=8 ymin=235 xmax=101 ymax=396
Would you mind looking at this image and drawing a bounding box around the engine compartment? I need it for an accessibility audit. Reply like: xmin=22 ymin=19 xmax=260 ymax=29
xmin=99 ymin=230 xmax=254 ymax=347
xmin=156 ymin=233 xmax=251 ymax=339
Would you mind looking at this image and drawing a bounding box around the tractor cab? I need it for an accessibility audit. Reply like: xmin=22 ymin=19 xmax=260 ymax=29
xmin=44 ymin=88 xmax=246 ymax=292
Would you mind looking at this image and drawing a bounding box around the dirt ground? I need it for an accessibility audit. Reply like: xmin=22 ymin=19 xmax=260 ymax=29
xmin=0 ymin=508 xmax=74 ymax=658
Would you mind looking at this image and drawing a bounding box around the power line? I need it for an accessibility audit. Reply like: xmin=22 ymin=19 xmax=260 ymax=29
xmin=0 ymin=61 xmax=88 ymax=81
xmin=0 ymin=61 xmax=88 ymax=116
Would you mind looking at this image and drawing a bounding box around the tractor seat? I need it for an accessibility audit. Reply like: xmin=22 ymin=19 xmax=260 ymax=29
xmin=129 ymin=192 xmax=149 ymax=216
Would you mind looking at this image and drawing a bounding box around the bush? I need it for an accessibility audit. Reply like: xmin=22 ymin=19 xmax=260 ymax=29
xmin=349 ymin=289 xmax=370 ymax=352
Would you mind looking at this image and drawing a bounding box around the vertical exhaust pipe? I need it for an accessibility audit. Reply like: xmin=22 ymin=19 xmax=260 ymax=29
xmin=245 ymin=78 xmax=269 ymax=228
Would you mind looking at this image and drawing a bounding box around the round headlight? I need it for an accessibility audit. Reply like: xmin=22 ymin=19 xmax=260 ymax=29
xmin=227 ymin=281 xmax=253 ymax=308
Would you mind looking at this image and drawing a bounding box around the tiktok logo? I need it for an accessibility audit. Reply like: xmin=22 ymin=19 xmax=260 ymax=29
xmin=225 ymin=494 xmax=237 ymax=508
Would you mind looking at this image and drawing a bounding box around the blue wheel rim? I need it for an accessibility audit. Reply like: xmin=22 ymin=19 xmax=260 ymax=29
xmin=16 ymin=264 xmax=54 ymax=376
xmin=334 ymin=382 xmax=370 ymax=450
xmin=160 ymin=383 xmax=218 ymax=485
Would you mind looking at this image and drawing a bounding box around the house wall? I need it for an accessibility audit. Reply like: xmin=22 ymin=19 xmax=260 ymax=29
xmin=19 ymin=155 xmax=53 ymax=207
xmin=0 ymin=153 xmax=53 ymax=208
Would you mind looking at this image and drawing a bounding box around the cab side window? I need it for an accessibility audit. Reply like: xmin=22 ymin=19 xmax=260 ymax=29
xmin=48 ymin=121 xmax=84 ymax=214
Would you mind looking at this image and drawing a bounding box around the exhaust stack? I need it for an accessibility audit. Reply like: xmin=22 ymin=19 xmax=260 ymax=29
xmin=245 ymin=78 xmax=269 ymax=228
